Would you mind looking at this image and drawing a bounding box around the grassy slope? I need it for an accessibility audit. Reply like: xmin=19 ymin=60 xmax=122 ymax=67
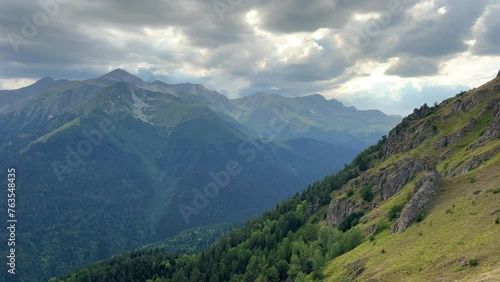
xmin=324 ymin=157 xmax=500 ymax=281
xmin=323 ymin=78 xmax=500 ymax=281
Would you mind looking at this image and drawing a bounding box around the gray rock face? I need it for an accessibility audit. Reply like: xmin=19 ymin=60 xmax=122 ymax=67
xmin=444 ymin=148 xmax=498 ymax=178
xmin=377 ymin=158 xmax=428 ymax=200
xmin=407 ymin=103 xmax=431 ymax=120
xmin=497 ymin=69 xmax=500 ymax=78
xmin=473 ymin=99 xmax=500 ymax=148
xmin=325 ymin=158 xmax=428 ymax=227
xmin=382 ymin=119 xmax=435 ymax=157
xmin=325 ymin=198 xmax=358 ymax=226
xmin=452 ymin=88 xmax=497 ymax=113
xmin=392 ymin=170 xmax=441 ymax=233
xmin=435 ymin=136 xmax=448 ymax=150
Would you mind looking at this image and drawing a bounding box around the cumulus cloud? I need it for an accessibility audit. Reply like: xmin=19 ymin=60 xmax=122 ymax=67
xmin=472 ymin=2 xmax=500 ymax=55
xmin=385 ymin=57 xmax=441 ymax=77
xmin=0 ymin=0 xmax=498 ymax=115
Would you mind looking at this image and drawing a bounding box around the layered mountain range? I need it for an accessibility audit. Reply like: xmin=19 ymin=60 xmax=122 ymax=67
xmin=0 ymin=69 xmax=399 ymax=280
xmin=55 ymin=71 xmax=500 ymax=282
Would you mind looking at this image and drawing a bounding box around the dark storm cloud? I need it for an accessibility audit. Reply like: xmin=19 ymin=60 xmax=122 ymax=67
xmin=341 ymin=0 xmax=490 ymax=61
xmin=0 ymin=0 xmax=498 ymax=114
xmin=387 ymin=0 xmax=488 ymax=58
xmin=473 ymin=3 xmax=500 ymax=55
xmin=254 ymin=0 xmax=390 ymax=33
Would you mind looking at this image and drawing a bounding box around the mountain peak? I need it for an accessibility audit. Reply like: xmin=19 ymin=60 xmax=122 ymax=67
xmin=99 ymin=68 xmax=143 ymax=85
xmin=302 ymin=94 xmax=326 ymax=100
xmin=36 ymin=76 xmax=55 ymax=85
xmin=108 ymin=68 xmax=129 ymax=75
xmin=20 ymin=76 xmax=55 ymax=91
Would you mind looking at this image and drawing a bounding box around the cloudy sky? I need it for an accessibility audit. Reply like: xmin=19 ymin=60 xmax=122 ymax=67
xmin=0 ymin=0 xmax=499 ymax=115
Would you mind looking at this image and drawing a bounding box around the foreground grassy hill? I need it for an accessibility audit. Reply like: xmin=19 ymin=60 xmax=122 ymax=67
xmin=324 ymin=159 xmax=500 ymax=281
xmin=54 ymin=73 xmax=499 ymax=281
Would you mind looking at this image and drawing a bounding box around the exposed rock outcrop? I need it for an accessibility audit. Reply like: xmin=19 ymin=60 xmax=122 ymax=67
xmin=434 ymin=136 xmax=448 ymax=150
xmin=435 ymin=118 xmax=477 ymax=149
xmin=382 ymin=119 xmax=436 ymax=157
xmin=479 ymin=98 xmax=499 ymax=116
xmin=377 ymin=158 xmax=428 ymax=200
xmin=452 ymin=87 xmax=498 ymax=113
xmin=325 ymin=198 xmax=359 ymax=226
xmin=407 ymin=103 xmax=431 ymax=120
xmin=326 ymin=158 xmax=428 ymax=227
xmin=343 ymin=259 xmax=366 ymax=277
xmin=471 ymin=99 xmax=500 ymax=149
xmin=444 ymin=148 xmax=498 ymax=178
xmin=392 ymin=170 xmax=441 ymax=233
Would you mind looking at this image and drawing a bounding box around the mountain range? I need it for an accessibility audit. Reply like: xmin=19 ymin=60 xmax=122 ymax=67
xmin=53 ymin=71 xmax=500 ymax=281
xmin=0 ymin=69 xmax=400 ymax=281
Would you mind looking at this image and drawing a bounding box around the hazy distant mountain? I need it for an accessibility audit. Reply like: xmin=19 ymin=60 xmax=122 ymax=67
xmin=232 ymin=92 xmax=399 ymax=148
xmin=0 ymin=69 xmax=399 ymax=281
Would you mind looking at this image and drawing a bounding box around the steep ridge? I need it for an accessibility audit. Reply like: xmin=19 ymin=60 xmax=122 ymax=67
xmin=323 ymin=74 xmax=500 ymax=281
xmin=54 ymin=73 xmax=499 ymax=281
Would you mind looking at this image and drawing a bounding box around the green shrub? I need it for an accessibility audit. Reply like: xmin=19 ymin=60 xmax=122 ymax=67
xmin=346 ymin=189 xmax=354 ymax=198
xmin=415 ymin=211 xmax=426 ymax=223
xmin=339 ymin=212 xmax=363 ymax=232
xmin=374 ymin=219 xmax=390 ymax=234
xmin=469 ymin=259 xmax=479 ymax=267
xmin=312 ymin=269 xmax=324 ymax=280
xmin=360 ymin=186 xmax=374 ymax=202
xmin=351 ymin=218 xmax=360 ymax=228
xmin=489 ymin=188 xmax=500 ymax=194
xmin=388 ymin=204 xmax=405 ymax=220
xmin=495 ymin=217 xmax=500 ymax=224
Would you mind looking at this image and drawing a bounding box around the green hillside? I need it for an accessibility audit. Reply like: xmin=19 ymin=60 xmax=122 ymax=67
xmin=53 ymin=75 xmax=500 ymax=281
